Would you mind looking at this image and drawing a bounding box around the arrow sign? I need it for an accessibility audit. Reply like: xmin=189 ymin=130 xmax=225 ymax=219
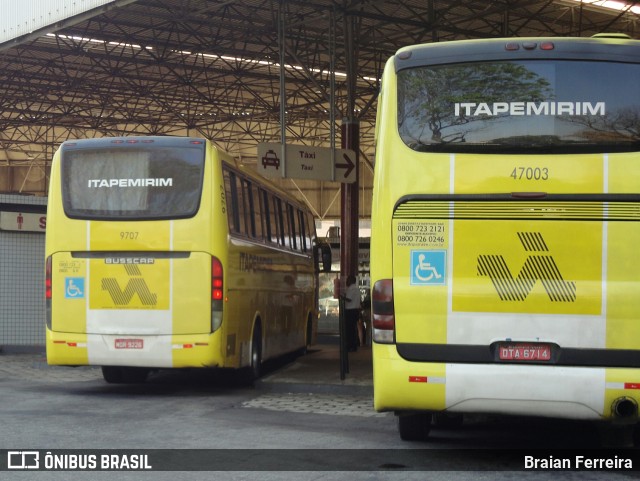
xmin=335 ymin=152 xmax=355 ymax=180
xmin=257 ymin=143 xmax=356 ymax=183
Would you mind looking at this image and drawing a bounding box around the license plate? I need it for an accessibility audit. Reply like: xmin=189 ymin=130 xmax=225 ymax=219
xmin=499 ymin=343 xmax=551 ymax=361
xmin=115 ymin=338 xmax=144 ymax=349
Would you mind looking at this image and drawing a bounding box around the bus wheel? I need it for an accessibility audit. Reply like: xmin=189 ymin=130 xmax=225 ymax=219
xmin=433 ymin=412 xmax=464 ymax=428
xmin=397 ymin=412 xmax=432 ymax=441
xmin=121 ymin=367 xmax=149 ymax=383
xmin=101 ymin=366 xmax=148 ymax=384
xmin=101 ymin=366 xmax=123 ymax=384
xmin=249 ymin=323 xmax=262 ymax=382
xmin=301 ymin=316 xmax=313 ymax=355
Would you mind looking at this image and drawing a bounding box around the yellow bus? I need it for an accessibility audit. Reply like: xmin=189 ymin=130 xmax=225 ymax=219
xmin=46 ymin=136 xmax=329 ymax=383
xmin=371 ymin=35 xmax=640 ymax=440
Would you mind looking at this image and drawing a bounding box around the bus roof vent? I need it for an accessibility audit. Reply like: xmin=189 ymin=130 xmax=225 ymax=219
xmin=591 ymin=33 xmax=632 ymax=39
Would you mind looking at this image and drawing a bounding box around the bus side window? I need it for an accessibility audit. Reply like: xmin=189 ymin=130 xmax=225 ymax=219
xmin=274 ymin=197 xmax=289 ymax=247
xmin=223 ymin=169 xmax=240 ymax=234
xmin=286 ymin=204 xmax=296 ymax=250
xmin=282 ymin=201 xmax=292 ymax=249
xmin=272 ymin=195 xmax=284 ymax=246
xmin=264 ymin=192 xmax=274 ymax=244
xmin=254 ymin=187 xmax=266 ymax=242
xmin=243 ymin=179 xmax=256 ymax=238
xmin=291 ymin=207 xmax=304 ymax=252
xmin=236 ymin=177 xmax=249 ymax=236
xmin=307 ymin=211 xmax=317 ymax=247
xmin=299 ymin=209 xmax=310 ymax=252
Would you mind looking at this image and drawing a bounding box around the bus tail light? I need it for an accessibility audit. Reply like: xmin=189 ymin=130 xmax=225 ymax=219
xmin=211 ymin=256 xmax=224 ymax=332
xmin=372 ymin=279 xmax=395 ymax=344
xmin=45 ymin=256 xmax=52 ymax=330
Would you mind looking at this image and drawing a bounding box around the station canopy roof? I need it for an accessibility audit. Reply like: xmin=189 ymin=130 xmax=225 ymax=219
xmin=0 ymin=0 xmax=638 ymax=218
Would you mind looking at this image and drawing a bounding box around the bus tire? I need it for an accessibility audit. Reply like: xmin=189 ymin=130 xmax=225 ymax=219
xmin=433 ymin=412 xmax=464 ymax=428
xmin=303 ymin=315 xmax=313 ymax=355
xmin=121 ymin=367 xmax=149 ymax=383
xmin=249 ymin=323 xmax=262 ymax=382
xmin=398 ymin=412 xmax=432 ymax=441
xmin=102 ymin=366 xmax=123 ymax=384
xmin=101 ymin=366 xmax=148 ymax=384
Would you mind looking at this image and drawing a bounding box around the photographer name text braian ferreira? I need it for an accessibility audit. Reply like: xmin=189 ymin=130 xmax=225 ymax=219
xmin=525 ymin=456 xmax=632 ymax=470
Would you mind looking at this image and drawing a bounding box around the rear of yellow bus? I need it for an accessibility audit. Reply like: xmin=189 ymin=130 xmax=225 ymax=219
xmin=46 ymin=137 xmax=227 ymax=382
xmin=370 ymin=37 xmax=640 ymax=440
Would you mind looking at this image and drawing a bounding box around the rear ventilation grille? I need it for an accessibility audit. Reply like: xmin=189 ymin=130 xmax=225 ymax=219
xmin=393 ymin=201 xmax=640 ymax=221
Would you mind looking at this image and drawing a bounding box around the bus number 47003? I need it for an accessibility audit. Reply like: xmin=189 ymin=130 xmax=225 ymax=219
xmin=510 ymin=167 xmax=549 ymax=181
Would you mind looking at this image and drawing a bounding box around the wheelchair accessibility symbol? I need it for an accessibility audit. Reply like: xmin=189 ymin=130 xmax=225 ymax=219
xmin=65 ymin=277 xmax=85 ymax=299
xmin=411 ymin=250 xmax=446 ymax=286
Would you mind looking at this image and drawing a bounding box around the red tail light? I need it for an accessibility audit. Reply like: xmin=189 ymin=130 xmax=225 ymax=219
xmin=211 ymin=256 xmax=223 ymax=300
xmin=45 ymin=256 xmax=52 ymax=329
xmin=372 ymin=279 xmax=395 ymax=344
xmin=211 ymin=256 xmax=224 ymax=332
xmin=45 ymin=256 xmax=52 ymax=300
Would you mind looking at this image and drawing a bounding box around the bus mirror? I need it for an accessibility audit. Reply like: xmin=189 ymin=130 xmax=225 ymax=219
xmin=315 ymin=243 xmax=332 ymax=272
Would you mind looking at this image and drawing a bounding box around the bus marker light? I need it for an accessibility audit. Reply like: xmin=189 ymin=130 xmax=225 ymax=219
xmin=409 ymin=376 xmax=428 ymax=383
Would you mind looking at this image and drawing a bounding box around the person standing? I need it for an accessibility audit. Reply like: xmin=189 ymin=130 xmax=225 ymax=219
xmin=344 ymin=275 xmax=361 ymax=352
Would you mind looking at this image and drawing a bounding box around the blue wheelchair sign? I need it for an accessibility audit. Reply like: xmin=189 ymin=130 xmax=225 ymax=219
xmin=65 ymin=277 xmax=85 ymax=299
xmin=410 ymin=250 xmax=446 ymax=286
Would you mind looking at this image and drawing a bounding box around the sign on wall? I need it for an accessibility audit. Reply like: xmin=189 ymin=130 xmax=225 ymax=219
xmin=0 ymin=211 xmax=46 ymax=233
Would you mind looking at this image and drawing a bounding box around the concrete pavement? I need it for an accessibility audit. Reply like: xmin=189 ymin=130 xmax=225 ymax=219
xmin=0 ymin=334 xmax=374 ymax=393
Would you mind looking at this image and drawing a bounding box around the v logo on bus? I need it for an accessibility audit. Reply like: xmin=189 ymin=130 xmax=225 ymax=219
xmin=477 ymin=232 xmax=576 ymax=302
xmin=101 ymin=264 xmax=158 ymax=306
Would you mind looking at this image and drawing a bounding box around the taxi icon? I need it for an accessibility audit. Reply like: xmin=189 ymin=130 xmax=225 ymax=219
xmin=261 ymin=149 xmax=280 ymax=170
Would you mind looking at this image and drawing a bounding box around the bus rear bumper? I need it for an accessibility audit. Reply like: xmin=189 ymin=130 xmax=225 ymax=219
xmin=373 ymin=344 xmax=640 ymax=422
xmin=46 ymin=329 xmax=224 ymax=369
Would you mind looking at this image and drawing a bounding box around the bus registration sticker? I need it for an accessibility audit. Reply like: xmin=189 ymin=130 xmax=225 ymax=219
xmin=499 ymin=343 xmax=551 ymax=362
xmin=115 ymin=338 xmax=144 ymax=349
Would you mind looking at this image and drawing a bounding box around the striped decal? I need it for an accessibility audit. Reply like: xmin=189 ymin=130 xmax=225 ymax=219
xmin=101 ymin=276 xmax=158 ymax=306
xmin=477 ymin=232 xmax=577 ymax=303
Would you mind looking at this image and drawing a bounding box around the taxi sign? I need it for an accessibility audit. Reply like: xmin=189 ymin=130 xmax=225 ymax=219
xmin=257 ymin=142 xmax=356 ymax=183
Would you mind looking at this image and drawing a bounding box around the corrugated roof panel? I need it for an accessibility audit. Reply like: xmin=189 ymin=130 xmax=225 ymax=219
xmin=1 ymin=0 xmax=117 ymax=45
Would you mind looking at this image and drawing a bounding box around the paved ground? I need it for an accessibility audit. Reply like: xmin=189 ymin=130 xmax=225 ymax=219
xmin=0 ymin=335 xmax=377 ymax=418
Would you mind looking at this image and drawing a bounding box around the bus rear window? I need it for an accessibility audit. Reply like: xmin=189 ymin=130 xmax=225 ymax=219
xmin=61 ymin=145 xmax=205 ymax=219
xmin=397 ymin=60 xmax=640 ymax=154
